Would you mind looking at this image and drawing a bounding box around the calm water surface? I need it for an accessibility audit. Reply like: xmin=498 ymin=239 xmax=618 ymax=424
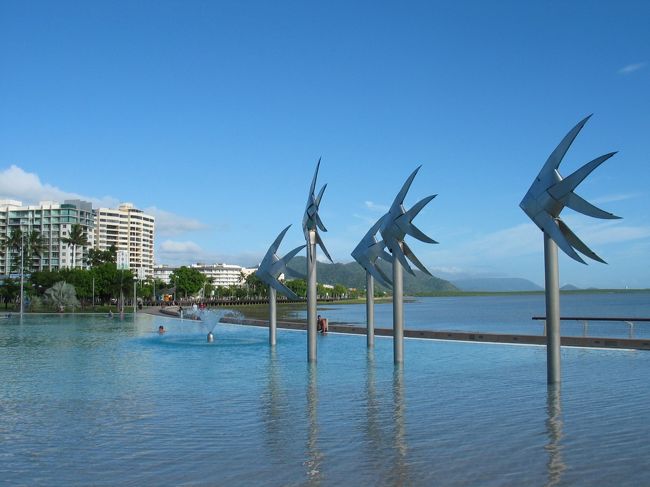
xmin=293 ymin=291 xmax=650 ymax=338
xmin=1 ymin=303 xmax=649 ymax=486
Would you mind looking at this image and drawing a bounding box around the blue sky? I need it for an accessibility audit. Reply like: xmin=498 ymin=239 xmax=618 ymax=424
xmin=1 ymin=0 xmax=649 ymax=288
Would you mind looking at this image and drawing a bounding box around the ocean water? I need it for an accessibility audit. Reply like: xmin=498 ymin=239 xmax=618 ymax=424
xmin=292 ymin=291 xmax=650 ymax=338
xmin=1 ymin=306 xmax=649 ymax=486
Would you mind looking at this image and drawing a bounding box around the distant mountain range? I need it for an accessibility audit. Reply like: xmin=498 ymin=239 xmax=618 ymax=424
xmin=285 ymin=256 xmax=457 ymax=294
xmin=451 ymin=277 xmax=543 ymax=292
xmin=283 ymin=257 xmax=583 ymax=293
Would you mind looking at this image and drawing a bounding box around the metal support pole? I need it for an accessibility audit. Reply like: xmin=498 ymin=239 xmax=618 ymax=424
xmin=269 ymin=286 xmax=277 ymax=346
xmin=544 ymin=234 xmax=561 ymax=384
xmin=92 ymin=276 xmax=95 ymax=310
xmin=307 ymin=230 xmax=318 ymax=363
xmin=366 ymin=273 xmax=374 ymax=348
xmin=133 ymin=280 xmax=137 ymax=314
xmin=19 ymin=234 xmax=24 ymax=318
xmin=392 ymin=248 xmax=404 ymax=365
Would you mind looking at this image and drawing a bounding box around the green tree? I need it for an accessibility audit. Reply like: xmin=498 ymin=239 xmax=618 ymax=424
xmin=204 ymin=281 xmax=215 ymax=298
xmin=333 ymin=284 xmax=347 ymax=299
xmin=62 ymin=223 xmax=89 ymax=269
xmin=169 ymin=266 xmax=206 ymax=298
xmin=317 ymin=283 xmax=328 ymax=297
xmin=5 ymin=229 xmax=24 ymax=273
xmin=30 ymin=270 xmax=64 ymax=295
xmin=244 ymin=272 xmax=266 ymax=297
xmin=87 ymin=244 xmax=117 ymax=267
xmin=5 ymin=229 xmax=45 ymax=273
xmin=91 ymin=263 xmax=133 ymax=306
xmin=0 ymin=278 xmax=19 ymax=310
xmin=286 ymin=279 xmax=307 ymax=298
xmin=60 ymin=268 xmax=94 ymax=305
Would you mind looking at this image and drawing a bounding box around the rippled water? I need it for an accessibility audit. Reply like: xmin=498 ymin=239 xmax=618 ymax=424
xmin=1 ymin=312 xmax=649 ymax=486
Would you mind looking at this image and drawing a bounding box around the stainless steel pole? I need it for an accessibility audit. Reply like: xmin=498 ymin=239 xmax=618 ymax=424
xmin=392 ymin=247 xmax=404 ymax=365
xmin=307 ymin=230 xmax=318 ymax=363
xmin=269 ymin=286 xmax=277 ymax=346
xmin=19 ymin=234 xmax=24 ymax=318
xmin=133 ymin=280 xmax=137 ymax=314
xmin=544 ymin=233 xmax=561 ymax=384
xmin=366 ymin=272 xmax=374 ymax=348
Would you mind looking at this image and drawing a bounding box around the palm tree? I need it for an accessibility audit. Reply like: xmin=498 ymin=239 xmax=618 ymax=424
xmin=25 ymin=230 xmax=45 ymax=270
xmin=6 ymin=229 xmax=24 ymax=274
xmin=62 ymin=224 xmax=89 ymax=269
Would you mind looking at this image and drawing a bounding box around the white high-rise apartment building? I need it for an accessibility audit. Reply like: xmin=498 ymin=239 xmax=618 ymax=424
xmin=0 ymin=199 xmax=94 ymax=274
xmin=94 ymin=203 xmax=155 ymax=278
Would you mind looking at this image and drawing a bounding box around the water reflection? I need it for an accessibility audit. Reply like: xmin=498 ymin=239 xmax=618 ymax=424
xmin=305 ymin=363 xmax=322 ymax=484
xmin=391 ymin=366 xmax=409 ymax=484
xmin=262 ymin=349 xmax=291 ymax=461
xmin=545 ymin=384 xmax=566 ymax=487
xmin=365 ymin=351 xmax=382 ymax=459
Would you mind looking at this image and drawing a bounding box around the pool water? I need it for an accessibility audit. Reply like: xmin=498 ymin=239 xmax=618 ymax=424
xmin=1 ymin=312 xmax=649 ymax=486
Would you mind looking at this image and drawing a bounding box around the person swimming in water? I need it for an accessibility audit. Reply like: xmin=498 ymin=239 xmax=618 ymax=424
xmin=158 ymin=325 xmax=166 ymax=334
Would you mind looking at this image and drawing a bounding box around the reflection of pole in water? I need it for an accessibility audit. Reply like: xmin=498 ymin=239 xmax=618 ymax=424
xmin=391 ymin=367 xmax=409 ymax=484
xmin=262 ymin=348 xmax=289 ymax=458
xmin=305 ymin=363 xmax=322 ymax=483
xmin=365 ymin=350 xmax=383 ymax=463
xmin=545 ymin=384 xmax=566 ymax=487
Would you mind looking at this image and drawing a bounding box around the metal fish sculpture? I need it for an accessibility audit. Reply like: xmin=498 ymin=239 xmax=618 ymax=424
xmin=302 ymin=158 xmax=333 ymax=263
xmin=351 ymin=215 xmax=393 ymax=288
xmin=379 ymin=166 xmax=438 ymax=275
xmin=256 ymin=225 xmax=305 ymax=300
xmin=520 ymin=115 xmax=620 ymax=264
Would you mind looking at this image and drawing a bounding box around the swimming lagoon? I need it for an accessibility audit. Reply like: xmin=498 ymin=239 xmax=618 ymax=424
xmin=1 ymin=307 xmax=649 ymax=486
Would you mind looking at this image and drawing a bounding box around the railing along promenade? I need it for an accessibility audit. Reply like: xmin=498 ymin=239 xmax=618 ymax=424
xmin=532 ymin=316 xmax=650 ymax=339
xmin=155 ymin=302 xmax=650 ymax=351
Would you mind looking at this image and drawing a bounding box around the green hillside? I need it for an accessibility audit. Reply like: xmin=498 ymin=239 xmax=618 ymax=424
xmin=285 ymin=256 xmax=457 ymax=295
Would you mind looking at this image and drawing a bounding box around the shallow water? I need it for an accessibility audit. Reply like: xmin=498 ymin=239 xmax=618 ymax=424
xmin=1 ymin=311 xmax=649 ymax=486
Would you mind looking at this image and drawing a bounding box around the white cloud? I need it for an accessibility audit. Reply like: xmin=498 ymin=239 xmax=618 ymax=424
xmin=0 ymin=165 xmax=118 ymax=207
xmin=592 ymin=192 xmax=643 ymax=204
xmin=569 ymin=219 xmax=650 ymax=245
xmin=0 ymin=165 xmax=209 ymax=238
xmin=159 ymin=240 xmax=203 ymax=253
xmin=618 ymin=62 xmax=647 ymax=75
xmin=145 ymin=206 xmax=209 ymax=237
xmin=364 ymin=200 xmax=389 ymax=212
xmin=459 ymin=223 xmax=540 ymax=259
xmin=156 ymin=240 xmax=262 ymax=267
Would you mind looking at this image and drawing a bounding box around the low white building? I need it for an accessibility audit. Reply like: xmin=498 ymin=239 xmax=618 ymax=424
xmin=153 ymin=262 xmax=256 ymax=288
